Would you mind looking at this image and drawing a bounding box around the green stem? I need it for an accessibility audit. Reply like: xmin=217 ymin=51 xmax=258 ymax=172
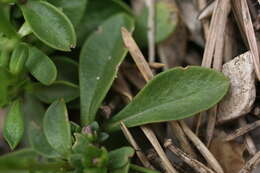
xmin=130 ymin=164 xmax=160 ymax=173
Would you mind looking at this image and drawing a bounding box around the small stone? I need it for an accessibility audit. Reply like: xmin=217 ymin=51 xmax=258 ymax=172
xmin=217 ymin=51 xmax=256 ymax=123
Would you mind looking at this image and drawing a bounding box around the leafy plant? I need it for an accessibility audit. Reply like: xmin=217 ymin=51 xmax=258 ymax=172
xmin=0 ymin=0 xmax=229 ymax=172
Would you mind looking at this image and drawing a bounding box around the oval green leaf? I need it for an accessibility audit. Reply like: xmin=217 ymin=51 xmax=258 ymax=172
xmin=26 ymin=46 xmax=57 ymax=85
xmin=29 ymin=122 xmax=60 ymax=158
xmin=32 ymin=81 xmax=79 ymax=103
xmin=3 ymin=99 xmax=24 ymax=150
xmin=106 ymin=66 xmax=229 ymax=131
xmin=9 ymin=43 xmax=28 ymax=75
xmin=20 ymin=0 xmax=76 ymax=51
xmin=43 ymin=99 xmax=71 ymax=156
xmin=47 ymin=0 xmax=88 ymax=27
xmin=79 ymin=14 xmax=134 ymax=125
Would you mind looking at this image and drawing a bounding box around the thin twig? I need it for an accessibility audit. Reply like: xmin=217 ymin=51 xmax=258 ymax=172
xmin=120 ymin=122 xmax=154 ymax=169
xmin=239 ymin=151 xmax=260 ymax=173
xmin=164 ymin=139 xmax=215 ymax=173
xmin=239 ymin=118 xmax=257 ymax=155
xmin=198 ymin=1 xmax=216 ymax=21
xmin=179 ymin=120 xmax=224 ymax=173
xmin=121 ymin=27 xmax=178 ymax=173
xmin=224 ymin=120 xmax=260 ymax=141
xmin=241 ymin=0 xmax=260 ymax=81
xmin=145 ymin=0 xmax=156 ymax=63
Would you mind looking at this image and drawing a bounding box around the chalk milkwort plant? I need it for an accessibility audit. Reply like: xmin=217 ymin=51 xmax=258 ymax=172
xmin=0 ymin=0 xmax=229 ymax=172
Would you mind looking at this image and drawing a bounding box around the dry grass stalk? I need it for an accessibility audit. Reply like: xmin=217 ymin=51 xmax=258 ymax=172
xmin=121 ymin=27 xmax=178 ymax=173
xmin=179 ymin=120 xmax=224 ymax=173
xmin=149 ymin=62 xmax=165 ymax=69
xmin=224 ymin=120 xmax=260 ymax=141
xmin=164 ymin=139 xmax=215 ymax=173
xmin=120 ymin=122 xmax=154 ymax=169
xmin=239 ymin=151 xmax=260 ymax=173
xmin=241 ymin=0 xmax=260 ymax=81
xmin=198 ymin=1 xmax=216 ymax=21
xmin=197 ymin=0 xmax=210 ymax=37
xmin=145 ymin=0 xmax=156 ymax=63
xmin=239 ymin=118 xmax=257 ymax=155
xmin=170 ymin=121 xmax=197 ymax=159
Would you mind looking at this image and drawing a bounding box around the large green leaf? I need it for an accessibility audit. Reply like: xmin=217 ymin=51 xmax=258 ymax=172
xmin=47 ymin=0 xmax=88 ymax=27
xmin=77 ymin=0 xmax=131 ymax=45
xmin=26 ymin=46 xmax=57 ymax=85
xmin=106 ymin=66 xmax=229 ymax=131
xmin=3 ymin=99 xmax=24 ymax=150
xmin=29 ymin=122 xmax=60 ymax=158
xmin=79 ymin=14 xmax=134 ymax=125
xmin=20 ymin=0 xmax=76 ymax=51
xmin=32 ymin=81 xmax=79 ymax=103
xmin=43 ymin=99 xmax=72 ymax=156
xmin=134 ymin=1 xmax=178 ymax=47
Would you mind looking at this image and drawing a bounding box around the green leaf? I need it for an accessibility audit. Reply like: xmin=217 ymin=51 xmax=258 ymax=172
xmin=20 ymin=0 xmax=76 ymax=51
xmin=53 ymin=56 xmax=78 ymax=84
xmin=80 ymin=13 xmax=134 ymax=125
xmin=43 ymin=99 xmax=72 ymax=156
xmin=106 ymin=66 xmax=229 ymax=131
xmin=9 ymin=43 xmax=28 ymax=75
xmin=134 ymin=1 xmax=178 ymax=47
xmin=26 ymin=46 xmax=57 ymax=85
xmin=47 ymin=0 xmax=88 ymax=27
xmin=29 ymin=122 xmax=60 ymax=158
xmin=77 ymin=0 xmax=131 ymax=45
xmin=32 ymin=81 xmax=79 ymax=103
xmin=3 ymin=99 xmax=24 ymax=150
xmin=108 ymin=147 xmax=134 ymax=169
xmin=111 ymin=163 xmax=130 ymax=173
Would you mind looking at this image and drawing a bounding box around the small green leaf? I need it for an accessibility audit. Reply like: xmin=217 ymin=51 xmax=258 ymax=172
xmin=9 ymin=43 xmax=28 ymax=75
xmin=47 ymin=0 xmax=88 ymax=27
xmin=134 ymin=1 xmax=178 ymax=47
xmin=29 ymin=122 xmax=60 ymax=158
xmin=0 ymin=67 xmax=13 ymax=107
xmin=80 ymin=13 xmax=134 ymax=125
xmin=26 ymin=46 xmax=57 ymax=85
xmin=106 ymin=66 xmax=229 ymax=131
xmin=108 ymin=147 xmax=134 ymax=169
xmin=32 ymin=81 xmax=79 ymax=103
xmin=111 ymin=163 xmax=130 ymax=173
xmin=20 ymin=0 xmax=76 ymax=51
xmin=43 ymin=99 xmax=71 ymax=156
xmin=3 ymin=99 xmax=24 ymax=150
xmin=53 ymin=56 xmax=78 ymax=84
xmin=77 ymin=0 xmax=131 ymax=45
